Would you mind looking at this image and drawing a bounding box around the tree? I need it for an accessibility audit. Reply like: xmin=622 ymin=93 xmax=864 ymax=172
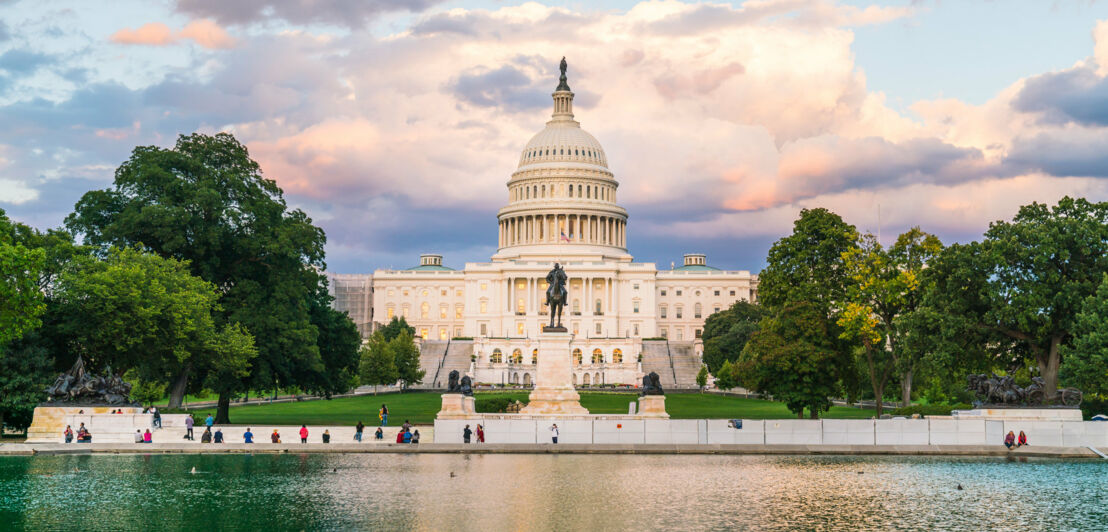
xmin=839 ymin=229 xmax=943 ymax=412
xmin=701 ymin=301 xmax=763 ymax=374
xmin=66 ymin=132 xmax=330 ymax=407
xmin=302 ymin=280 xmax=362 ymax=399
xmin=359 ymin=332 xmax=398 ymax=394
xmin=736 ymin=302 xmax=841 ymax=419
xmin=379 ymin=316 xmax=415 ymax=342
xmin=755 ymin=208 xmax=862 ymax=400
xmin=695 ymin=364 xmax=708 ymax=390
xmin=54 ymin=247 xmax=252 ymax=407
xmin=202 ymin=323 xmax=259 ymax=423
xmin=390 ymin=330 xmax=425 ymax=390
xmin=714 ymin=360 xmax=736 ymax=390
xmin=921 ymin=197 xmax=1108 ymax=398
xmin=0 ymin=336 xmax=53 ymax=432
xmin=0 ymin=208 xmax=46 ymax=346
xmin=1060 ymin=274 xmax=1108 ymax=398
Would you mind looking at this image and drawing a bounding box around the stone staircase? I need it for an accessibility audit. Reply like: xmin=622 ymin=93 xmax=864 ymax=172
xmin=416 ymin=341 xmax=449 ymax=389
xmin=440 ymin=341 xmax=474 ymax=383
xmin=640 ymin=340 xmax=677 ymax=388
xmin=668 ymin=341 xmax=703 ymax=388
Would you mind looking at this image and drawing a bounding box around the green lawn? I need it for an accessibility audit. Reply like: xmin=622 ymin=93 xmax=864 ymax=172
xmin=189 ymin=392 xmax=875 ymax=426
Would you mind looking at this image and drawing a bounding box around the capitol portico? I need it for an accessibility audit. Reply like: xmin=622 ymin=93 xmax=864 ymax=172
xmin=328 ymin=60 xmax=757 ymax=389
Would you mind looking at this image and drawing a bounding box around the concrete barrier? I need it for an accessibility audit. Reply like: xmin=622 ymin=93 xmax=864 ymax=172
xmin=875 ymin=419 xmax=929 ymax=445
xmin=765 ymin=420 xmax=822 ymax=445
xmin=593 ymin=420 xmax=645 ymax=444
xmin=929 ymin=419 xmax=988 ymax=445
xmin=822 ymin=419 xmax=875 ymax=445
xmin=645 ymin=419 xmax=701 ymax=444
xmin=706 ymin=419 xmax=764 ymax=444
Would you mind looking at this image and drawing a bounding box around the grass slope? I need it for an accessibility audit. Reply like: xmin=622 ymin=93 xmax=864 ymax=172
xmin=191 ymin=392 xmax=875 ymax=426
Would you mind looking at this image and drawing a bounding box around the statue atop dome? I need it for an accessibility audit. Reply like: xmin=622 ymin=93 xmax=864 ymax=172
xmin=556 ymin=56 xmax=571 ymax=91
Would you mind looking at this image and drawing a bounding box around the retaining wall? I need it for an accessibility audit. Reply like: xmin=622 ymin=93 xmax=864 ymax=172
xmin=434 ymin=418 xmax=1108 ymax=447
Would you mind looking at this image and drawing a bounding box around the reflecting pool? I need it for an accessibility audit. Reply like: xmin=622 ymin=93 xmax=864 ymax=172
xmin=1 ymin=454 xmax=1105 ymax=530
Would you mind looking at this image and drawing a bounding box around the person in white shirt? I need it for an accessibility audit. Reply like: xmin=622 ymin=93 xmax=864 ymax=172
xmin=550 ymin=424 xmax=559 ymax=444
xmin=134 ymin=430 xmax=143 ymax=443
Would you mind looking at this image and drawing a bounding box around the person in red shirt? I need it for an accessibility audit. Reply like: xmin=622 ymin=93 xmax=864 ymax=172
xmin=299 ymin=425 xmax=309 ymax=443
xmin=476 ymin=424 xmax=485 ymax=443
xmin=395 ymin=429 xmax=404 ymax=443
xmin=1018 ymin=431 xmax=1028 ymax=447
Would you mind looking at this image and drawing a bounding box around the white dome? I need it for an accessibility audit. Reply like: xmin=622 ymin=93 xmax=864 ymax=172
xmin=519 ymin=123 xmax=608 ymax=169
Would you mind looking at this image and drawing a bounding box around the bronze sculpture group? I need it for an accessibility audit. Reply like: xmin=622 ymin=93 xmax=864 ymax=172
xmin=967 ymin=374 xmax=1082 ymax=407
xmin=545 ymin=262 xmax=567 ymax=330
xmin=45 ymin=356 xmax=136 ymax=405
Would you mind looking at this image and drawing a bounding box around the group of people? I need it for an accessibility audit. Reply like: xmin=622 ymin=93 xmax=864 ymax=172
xmin=394 ymin=420 xmax=420 ymax=444
xmin=462 ymin=424 xmax=486 ymax=443
xmin=63 ymin=424 xmax=92 ymax=443
xmin=1004 ymin=430 xmax=1030 ymax=449
xmin=183 ymin=414 xmax=216 ymax=441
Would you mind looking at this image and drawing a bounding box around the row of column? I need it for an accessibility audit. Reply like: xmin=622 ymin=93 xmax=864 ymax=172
xmin=503 ymin=276 xmax=619 ymax=317
xmin=499 ymin=214 xmax=625 ymax=248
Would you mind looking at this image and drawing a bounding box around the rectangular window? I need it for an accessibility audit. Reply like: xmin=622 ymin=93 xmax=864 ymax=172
xmin=456 ymin=305 xmax=463 ymax=319
xmin=442 ymin=289 xmax=447 ymax=296
xmin=439 ymin=328 xmax=447 ymax=340
xmin=676 ymin=328 xmax=684 ymax=340
xmin=660 ymin=289 xmax=667 ymax=296
xmin=676 ymin=290 xmax=682 ymax=296
xmin=676 ymin=308 xmax=683 ymax=319
xmin=633 ymin=283 xmax=640 ymax=290
xmin=517 ymin=322 xmax=525 ymax=336
xmin=695 ymin=329 xmax=702 ymax=339
xmin=457 ymin=289 xmax=463 ymax=297
xmin=480 ymin=323 xmax=487 ymax=336
xmin=480 ymin=301 xmax=488 ymax=313
xmin=454 ymin=326 xmax=462 ymax=337
xmin=480 ymin=283 xmax=487 ymax=291
xmin=633 ymin=301 xmax=640 ymax=313
xmin=420 ymin=328 xmax=429 ymax=339
xmin=633 ymin=324 xmax=640 ymax=336
xmin=595 ymin=322 xmax=602 ymax=334
xmin=402 ymin=307 xmax=410 ymax=318
xmin=660 ymin=328 xmax=667 ymax=338
xmin=387 ymin=307 xmax=395 ymax=320
xmin=714 ymin=306 xmax=720 ymax=314
xmin=730 ymin=290 xmax=736 ymax=296
xmin=714 ymin=290 xmax=720 ymax=296
xmin=660 ymin=307 xmax=667 ymax=318
xmin=440 ymin=306 xmax=447 ymax=319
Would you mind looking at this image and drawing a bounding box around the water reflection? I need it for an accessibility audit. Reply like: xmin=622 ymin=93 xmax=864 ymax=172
xmin=1 ymin=454 xmax=1105 ymax=530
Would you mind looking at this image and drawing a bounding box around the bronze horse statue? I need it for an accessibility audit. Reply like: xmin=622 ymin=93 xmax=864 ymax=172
xmin=545 ymin=263 xmax=567 ymax=329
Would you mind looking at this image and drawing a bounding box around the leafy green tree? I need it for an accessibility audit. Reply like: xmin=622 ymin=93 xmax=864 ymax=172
xmin=736 ymin=302 xmax=841 ymax=418
xmin=202 ymin=323 xmax=259 ymax=423
xmin=1060 ymin=274 xmax=1108 ymax=398
xmin=695 ymin=364 xmax=708 ymax=390
xmin=359 ymin=332 xmax=398 ymax=394
xmin=379 ymin=316 xmax=416 ymax=342
xmin=54 ymin=247 xmax=251 ymax=407
xmin=755 ymin=208 xmax=861 ymax=400
xmin=0 ymin=337 xmax=53 ymax=431
xmin=701 ymin=301 xmax=763 ymax=374
xmin=125 ymin=369 xmax=169 ymax=406
xmin=714 ymin=360 xmax=736 ymax=390
xmin=389 ymin=330 xmax=425 ymax=390
xmin=0 ymin=208 xmax=46 ymax=346
xmin=839 ymin=229 xmax=943 ymax=413
xmin=304 ymin=282 xmax=362 ymax=399
xmin=66 ymin=132 xmax=330 ymax=407
xmin=921 ymin=197 xmax=1108 ymax=398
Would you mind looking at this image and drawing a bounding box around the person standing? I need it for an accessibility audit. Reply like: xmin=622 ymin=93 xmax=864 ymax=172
xmin=380 ymin=404 xmax=389 ymax=426
xmin=243 ymin=428 xmax=254 ymax=443
xmin=185 ymin=415 xmax=195 ymax=440
xmin=463 ymin=424 xmax=472 ymax=444
xmin=402 ymin=420 xmax=412 ymax=432
xmin=355 ymin=421 xmax=365 ymax=442
xmin=299 ymin=425 xmax=309 ymax=443
xmin=550 ymin=424 xmax=559 ymax=444
xmin=205 ymin=414 xmax=214 ymax=433
xmin=476 ymin=424 xmax=485 ymax=443
xmin=64 ymin=425 xmax=74 ymax=443
xmin=151 ymin=407 xmax=161 ymax=428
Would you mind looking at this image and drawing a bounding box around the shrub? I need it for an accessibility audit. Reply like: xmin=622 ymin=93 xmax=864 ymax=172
xmin=1081 ymin=395 xmax=1107 ymax=420
xmin=890 ymin=403 xmax=972 ymax=417
xmin=476 ymin=396 xmax=527 ymax=413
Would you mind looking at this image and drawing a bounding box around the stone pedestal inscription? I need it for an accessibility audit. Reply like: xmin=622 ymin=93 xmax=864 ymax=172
xmin=521 ymin=331 xmax=589 ymax=415
xmin=437 ymin=393 xmax=476 ymax=420
xmin=637 ymin=395 xmax=669 ymax=418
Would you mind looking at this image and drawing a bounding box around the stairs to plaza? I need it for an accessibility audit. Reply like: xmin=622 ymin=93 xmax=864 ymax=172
xmin=640 ymin=341 xmax=678 ymax=388
xmin=439 ymin=341 xmax=474 ymax=386
xmin=415 ymin=341 xmax=449 ymax=389
xmin=668 ymin=341 xmax=704 ymax=388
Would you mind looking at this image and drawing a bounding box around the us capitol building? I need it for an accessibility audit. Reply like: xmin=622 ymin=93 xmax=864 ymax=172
xmin=328 ymin=61 xmax=757 ymax=389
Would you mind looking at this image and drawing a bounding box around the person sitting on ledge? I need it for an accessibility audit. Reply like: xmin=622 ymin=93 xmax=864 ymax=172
xmin=1018 ymin=431 xmax=1028 ymax=447
xmin=1004 ymin=430 xmax=1016 ymax=449
xmin=134 ymin=430 xmax=143 ymax=443
xmin=201 ymin=428 xmax=212 ymax=443
xmin=411 ymin=430 xmax=420 ymax=444
xmin=396 ymin=429 xmax=405 ymax=444
xmin=143 ymin=429 xmax=152 ymax=443
xmin=271 ymin=429 xmax=281 ymax=443
xmin=322 ymin=430 xmax=331 ymax=444
xmin=77 ymin=425 xmax=91 ymax=443
xmin=214 ymin=428 xmax=224 ymax=443
xmin=243 ymin=428 xmax=253 ymax=444
xmin=375 ymin=427 xmax=384 ymax=440
xmin=402 ymin=429 xmax=412 ymax=444
xmin=64 ymin=425 xmax=73 ymax=443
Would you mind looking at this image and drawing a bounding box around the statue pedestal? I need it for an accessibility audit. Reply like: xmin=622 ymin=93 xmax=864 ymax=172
xmin=521 ymin=331 xmax=589 ymax=415
xmin=437 ymin=394 xmax=476 ymax=420
xmin=637 ymin=395 xmax=669 ymax=418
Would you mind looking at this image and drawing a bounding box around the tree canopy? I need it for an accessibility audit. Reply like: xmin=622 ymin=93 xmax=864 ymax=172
xmin=701 ymin=301 xmax=763 ymax=374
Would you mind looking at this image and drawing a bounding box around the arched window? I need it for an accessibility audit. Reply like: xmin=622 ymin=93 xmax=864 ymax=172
xmin=572 ymin=348 xmax=582 ymax=365
xmin=491 ymin=349 xmax=502 ymax=363
xmin=694 ymin=303 xmax=702 ymax=319
xmin=592 ymin=348 xmax=604 ymax=364
xmin=612 ymin=348 xmax=623 ymax=363
xmin=420 ymin=302 xmax=429 ymax=319
xmin=583 ymin=373 xmax=591 ymax=386
xmin=511 ymin=348 xmax=522 ymax=364
xmin=531 ymin=349 xmax=538 ymax=365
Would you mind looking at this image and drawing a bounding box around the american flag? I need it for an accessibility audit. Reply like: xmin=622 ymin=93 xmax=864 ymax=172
xmin=560 ymin=231 xmax=571 ymax=242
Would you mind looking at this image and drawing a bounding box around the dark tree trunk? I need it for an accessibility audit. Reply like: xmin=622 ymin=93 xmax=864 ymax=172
xmin=797 ymin=410 xmax=804 ymax=419
xmin=866 ymin=349 xmax=885 ymax=418
xmin=900 ymin=369 xmax=913 ymax=407
xmin=809 ymin=407 xmax=818 ymax=420
xmin=1039 ymin=336 xmax=1062 ymax=402
xmin=215 ymin=393 xmax=231 ymax=424
xmin=167 ymin=364 xmax=192 ymax=409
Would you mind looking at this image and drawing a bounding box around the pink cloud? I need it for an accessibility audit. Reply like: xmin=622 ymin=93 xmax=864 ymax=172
xmin=109 ymin=19 xmax=235 ymax=49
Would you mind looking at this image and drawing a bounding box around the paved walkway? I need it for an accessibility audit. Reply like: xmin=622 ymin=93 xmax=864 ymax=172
xmin=0 ymin=443 xmax=1099 ymax=458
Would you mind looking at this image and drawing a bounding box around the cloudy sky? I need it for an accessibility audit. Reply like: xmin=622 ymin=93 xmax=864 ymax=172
xmin=2 ymin=0 xmax=1108 ymax=273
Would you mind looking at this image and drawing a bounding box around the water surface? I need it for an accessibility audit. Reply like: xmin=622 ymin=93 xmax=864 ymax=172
xmin=1 ymin=454 xmax=1105 ymax=530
